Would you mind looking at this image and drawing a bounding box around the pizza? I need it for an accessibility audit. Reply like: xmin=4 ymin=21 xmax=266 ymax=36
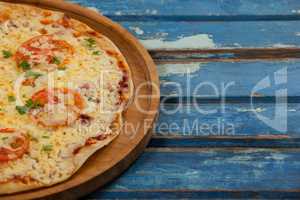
xmin=0 ymin=2 xmax=132 ymax=194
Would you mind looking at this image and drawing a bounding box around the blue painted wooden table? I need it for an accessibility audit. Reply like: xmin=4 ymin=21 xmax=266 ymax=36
xmin=69 ymin=1 xmax=300 ymax=199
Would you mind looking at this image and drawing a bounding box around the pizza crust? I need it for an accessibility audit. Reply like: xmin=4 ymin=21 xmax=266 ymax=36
xmin=73 ymin=113 xmax=122 ymax=171
xmin=0 ymin=114 xmax=123 ymax=195
xmin=0 ymin=2 xmax=133 ymax=195
xmin=0 ymin=179 xmax=42 ymax=195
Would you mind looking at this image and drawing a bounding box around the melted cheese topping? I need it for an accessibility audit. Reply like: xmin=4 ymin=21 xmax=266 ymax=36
xmin=0 ymin=2 xmax=126 ymax=185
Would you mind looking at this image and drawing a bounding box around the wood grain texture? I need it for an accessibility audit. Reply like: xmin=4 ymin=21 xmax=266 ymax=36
xmin=151 ymin=48 xmax=300 ymax=62
xmin=70 ymin=1 xmax=300 ymax=50
xmin=67 ymin=0 xmax=300 ymax=199
xmin=86 ymin=148 xmax=300 ymax=196
xmin=157 ymin=60 xmax=298 ymax=97
xmin=120 ymin=21 xmax=300 ymax=49
xmin=2 ymin=0 xmax=299 ymax=199
xmin=86 ymin=190 xmax=300 ymax=199
xmin=156 ymin=103 xmax=299 ymax=136
xmin=0 ymin=1 xmax=159 ymax=200
xmin=148 ymin=136 xmax=300 ymax=148
xmin=70 ymin=0 xmax=300 ymax=16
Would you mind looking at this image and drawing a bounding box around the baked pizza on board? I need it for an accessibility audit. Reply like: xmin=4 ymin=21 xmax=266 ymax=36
xmin=0 ymin=2 xmax=133 ymax=194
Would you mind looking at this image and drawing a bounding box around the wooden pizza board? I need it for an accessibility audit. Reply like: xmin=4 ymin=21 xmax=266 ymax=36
xmin=0 ymin=0 xmax=160 ymax=199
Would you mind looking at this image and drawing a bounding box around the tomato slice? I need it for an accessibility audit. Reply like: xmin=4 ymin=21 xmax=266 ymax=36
xmin=0 ymin=129 xmax=29 ymax=162
xmin=15 ymin=35 xmax=74 ymax=71
xmin=29 ymin=88 xmax=85 ymax=128
xmin=31 ymin=89 xmax=59 ymax=106
xmin=31 ymin=88 xmax=84 ymax=109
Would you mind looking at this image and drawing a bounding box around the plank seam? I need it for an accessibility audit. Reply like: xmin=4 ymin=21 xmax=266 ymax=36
xmin=151 ymin=48 xmax=300 ymax=62
xmin=107 ymin=15 xmax=300 ymax=22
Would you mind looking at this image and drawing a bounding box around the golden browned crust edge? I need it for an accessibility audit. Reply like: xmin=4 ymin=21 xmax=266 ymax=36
xmin=73 ymin=113 xmax=122 ymax=171
xmin=0 ymin=179 xmax=42 ymax=195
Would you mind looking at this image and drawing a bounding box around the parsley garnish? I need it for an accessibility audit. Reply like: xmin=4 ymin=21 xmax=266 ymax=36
xmin=42 ymin=144 xmax=53 ymax=152
xmin=42 ymin=135 xmax=50 ymax=139
xmin=25 ymin=71 xmax=43 ymax=79
xmin=15 ymin=99 xmax=41 ymax=115
xmin=16 ymin=106 xmax=27 ymax=115
xmin=85 ymin=38 xmax=96 ymax=48
xmin=8 ymin=95 xmax=15 ymax=102
xmin=2 ymin=50 xmax=12 ymax=58
xmin=52 ymin=56 xmax=61 ymax=65
xmin=58 ymin=66 xmax=66 ymax=70
xmin=1 ymin=136 xmax=8 ymax=141
xmin=92 ymin=51 xmax=100 ymax=55
xmin=19 ymin=60 xmax=31 ymax=70
xmin=25 ymin=99 xmax=41 ymax=109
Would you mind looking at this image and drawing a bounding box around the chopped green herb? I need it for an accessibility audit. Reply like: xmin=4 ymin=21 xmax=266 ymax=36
xmin=42 ymin=135 xmax=50 ymax=139
xmin=85 ymin=38 xmax=96 ymax=48
xmin=42 ymin=144 xmax=53 ymax=152
xmin=58 ymin=66 xmax=66 ymax=70
xmin=16 ymin=99 xmax=41 ymax=115
xmin=52 ymin=56 xmax=61 ymax=65
xmin=25 ymin=99 xmax=41 ymax=109
xmin=2 ymin=50 xmax=12 ymax=58
xmin=92 ymin=51 xmax=100 ymax=55
xmin=16 ymin=106 xmax=27 ymax=115
xmin=1 ymin=136 xmax=8 ymax=141
xmin=30 ymin=136 xmax=39 ymax=142
xmin=25 ymin=71 xmax=43 ymax=79
xmin=19 ymin=60 xmax=31 ymax=70
xmin=8 ymin=95 xmax=15 ymax=102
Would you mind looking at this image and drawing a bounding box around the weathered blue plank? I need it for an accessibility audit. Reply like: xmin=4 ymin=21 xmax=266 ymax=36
xmin=67 ymin=1 xmax=300 ymax=49
xmin=120 ymin=21 xmax=300 ymax=49
xmin=88 ymin=191 xmax=300 ymax=199
xmin=70 ymin=0 xmax=300 ymax=16
xmin=149 ymin=136 xmax=300 ymax=148
xmin=69 ymin=1 xmax=300 ymax=49
xmin=93 ymin=149 xmax=300 ymax=191
xmin=155 ymin=103 xmax=300 ymax=136
xmin=158 ymin=60 xmax=300 ymax=97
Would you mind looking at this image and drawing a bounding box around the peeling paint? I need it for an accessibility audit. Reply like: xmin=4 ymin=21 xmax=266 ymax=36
xmin=129 ymin=26 xmax=144 ymax=35
xmin=140 ymin=34 xmax=215 ymax=49
xmin=292 ymin=9 xmax=300 ymax=14
xmin=237 ymin=108 xmax=266 ymax=113
xmin=233 ymin=43 xmax=242 ymax=47
xmin=273 ymin=43 xmax=297 ymax=48
xmin=115 ymin=11 xmax=122 ymax=15
xmin=158 ymin=63 xmax=202 ymax=77
xmin=265 ymin=153 xmax=289 ymax=161
xmin=145 ymin=9 xmax=158 ymax=15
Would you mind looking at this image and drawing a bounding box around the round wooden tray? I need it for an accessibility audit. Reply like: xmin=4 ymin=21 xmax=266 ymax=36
xmin=0 ymin=0 xmax=160 ymax=199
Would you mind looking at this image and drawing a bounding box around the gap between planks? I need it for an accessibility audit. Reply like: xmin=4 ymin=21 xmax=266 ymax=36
xmin=107 ymin=15 xmax=300 ymax=22
xmin=151 ymin=48 xmax=300 ymax=63
xmin=91 ymin=189 xmax=300 ymax=199
xmin=144 ymin=147 xmax=300 ymax=152
xmin=100 ymin=189 xmax=300 ymax=192
xmin=147 ymin=135 xmax=300 ymax=148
